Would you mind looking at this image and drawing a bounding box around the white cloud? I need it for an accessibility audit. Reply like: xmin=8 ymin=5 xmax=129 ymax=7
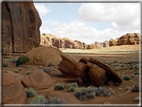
xmin=47 ymin=20 xmax=60 ymax=26
xmin=78 ymin=3 xmax=140 ymax=31
xmin=40 ymin=26 xmax=51 ymax=34
xmin=34 ymin=3 xmax=50 ymax=17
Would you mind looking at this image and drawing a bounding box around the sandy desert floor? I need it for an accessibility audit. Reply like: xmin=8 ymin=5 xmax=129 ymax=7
xmin=1 ymin=45 xmax=141 ymax=105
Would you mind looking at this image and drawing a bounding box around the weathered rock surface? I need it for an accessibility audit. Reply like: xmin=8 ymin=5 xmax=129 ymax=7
xmin=4 ymin=71 xmax=24 ymax=82
xmin=40 ymin=33 xmax=86 ymax=49
xmin=25 ymin=46 xmax=65 ymax=66
xmin=109 ymin=33 xmax=140 ymax=46
xmin=2 ymin=1 xmax=41 ymax=55
xmin=85 ymin=44 xmax=102 ymax=49
xmin=46 ymin=91 xmax=80 ymax=104
xmin=21 ymin=69 xmax=54 ymax=95
xmin=95 ymin=41 xmax=109 ymax=47
xmin=3 ymin=73 xmax=26 ymax=104
xmin=58 ymin=54 xmax=78 ymax=78
xmin=59 ymin=56 xmax=122 ymax=86
xmin=88 ymin=64 xmax=108 ymax=86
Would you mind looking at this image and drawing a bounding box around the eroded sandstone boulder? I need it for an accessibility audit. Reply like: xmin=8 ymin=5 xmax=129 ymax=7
xmin=3 ymin=73 xmax=26 ymax=104
xmin=21 ymin=69 xmax=54 ymax=95
xmin=25 ymin=46 xmax=65 ymax=66
xmin=2 ymin=1 xmax=41 ymax=55
xmin=58 ymin=56 xmax=122 ymax=86
xmin=58 ymin=54 xmax=78 ymax=78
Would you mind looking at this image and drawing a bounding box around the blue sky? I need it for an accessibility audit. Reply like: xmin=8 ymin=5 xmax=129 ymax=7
xmin=34 ymin=2 xmax=140 ymax=44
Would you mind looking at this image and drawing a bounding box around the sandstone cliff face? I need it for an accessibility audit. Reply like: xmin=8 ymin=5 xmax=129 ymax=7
xmin=2 ymin=1 xmax=41 ymax=55
xmin=40 ymin=33 xmax=86 ymax=49
xmin=95 ymin=41 xmax=109 ymax=47
xmin=109 ymin=33 xmax=140 ymax=46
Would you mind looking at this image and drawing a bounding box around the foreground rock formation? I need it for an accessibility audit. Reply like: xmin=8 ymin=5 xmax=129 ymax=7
xmin=2 ymin=1 xmax=41 ymax=55
xmin=58 ymin=56 xmax=122 ymax=86
xmin=109 ymin=33 xmax=140 ymax=46
xmin=3 ymin=73 xmax=26 ymax=104
xmin=40 ymin=33 xmax=86 ymax=49
xmin=95 ymin=41 xmax=109 ymax=47
xmin=25 ymin=46 xmax=65 ymax=66
xmin=21 ymin=69 xmax=54 ymax=95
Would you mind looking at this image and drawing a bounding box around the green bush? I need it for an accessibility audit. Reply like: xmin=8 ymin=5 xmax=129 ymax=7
xmin=55 ymin=83 xmax=65 ymax=91
xmin=134 ymin=96 xmax=139 ymax=102
xmin=16 ymin=55 xmax=30 ymax=67
xmin=26 ymin=71 xmax=32 ymax=75
xmin=132 ymin=83 xmax=139 ymax=92
xmin=25 ymin=87 xmax=36 ymax=98
xmin=69 ymin=86 xmax=75 ymax=92
xmin=116 ymin=72 xmax=120 ymax=76
xmin=131 ymin=74 xmax=135 ymax=78
xmin=126 ymin=86 xmax=131 ymax=90
xmin=12 ymin=59 xmax=18 ymax=63
xmin=14 ymin=70 xmax=19 ymax=73
xmin=29 ymin=95 xmax=47 ymax=104
xmin=42 ymin=68 xmax=52 ymax=75
xmin=25 ymin=66 xmax=31 ymax=69
xmin=17 ymin=68 xmax=22 ymax=71
xmin=46 ymin=97 xmax=66 ymax=104
xmin=123 ymin=75 xmax=131 ymax=81
xmin=3 ymin=63 xmax=8 ymax=67
xmin=47 ymin=62 xmax=53 ymax=67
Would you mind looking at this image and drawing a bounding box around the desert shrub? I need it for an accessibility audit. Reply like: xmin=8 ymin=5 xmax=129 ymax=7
xmin=3 ymin=63 xmax=8 ymax=67
xmin=5 ymin=58 xmax=11 ymax=62
xmin=29 ymin=95 xmax=47 ymax=104
xmin=14 ymin=70 xmax=19 ymax=73
xmin=55 ymin=83 xmax=65 ymax=91
xmin=119 ymin=88 xmax=123 ymax=91
xmin=47 ymin=62 xmax=53 ymax=67
xmin=25 ymin=87 xmax=36 ymax=98
xmin=26 ymin=71 xmax=32 ymax=75
xmin=25 ymin=66 xmax=31 ymax=69
xmin=46 ymin=97 xmax=66 ymax=104
xmin=86 ymin=92 xmax=95 ymax=100
xmin=132 ymin=83 xmax=139 ymax=92
xmin=42 ymin=68 xmax=52 ymax=75
xmin=74 ymin=86 xmax=112 ymax=100
xmin=115 ymin=66 xmax=121 ymax=71
xmin=66 ymin=82 xmax=78 ymax=89
xmin=16 ymin=55 xmax=30 ymax=67
xmin=105 ymin=61 xmax=112 ymax=65
xmin=17 ymin=68 xmax=21 ymax=71
xmin=12 ymin=59 xmax=18 ymax=63
xmin=134 ymin=96 xmax=139 ymax=102
xmin=62 ymin=82 xmax=66 ymax=88
xmin=126 ymin=86 xmax=131 ymax=90
xmin=131 ymin=74 xmax=135 ymax=78
xmin=69 ymin=86 xmax=75 ymax=92
xmin=123 ymin=75 xmax=131 ymax=81
xmin=54 ymin=66 xmax=58 ymax=69
xmin=116 ymin=72 xmax=120 ymax=76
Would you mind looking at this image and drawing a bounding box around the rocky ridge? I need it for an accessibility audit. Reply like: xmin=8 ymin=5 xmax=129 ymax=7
xmin=109 ymin=33 xmax=140 ymax=46
xmin=40 ymin=33 xmax=101 ymax=49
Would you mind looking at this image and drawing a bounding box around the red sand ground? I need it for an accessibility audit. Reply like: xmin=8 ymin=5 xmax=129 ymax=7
xmin=2 ymin=51 xmax=140 ymax=105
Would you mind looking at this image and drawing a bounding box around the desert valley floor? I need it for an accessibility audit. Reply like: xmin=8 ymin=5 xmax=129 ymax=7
xmin=2 ymin=44 xmax=141 ymax=105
